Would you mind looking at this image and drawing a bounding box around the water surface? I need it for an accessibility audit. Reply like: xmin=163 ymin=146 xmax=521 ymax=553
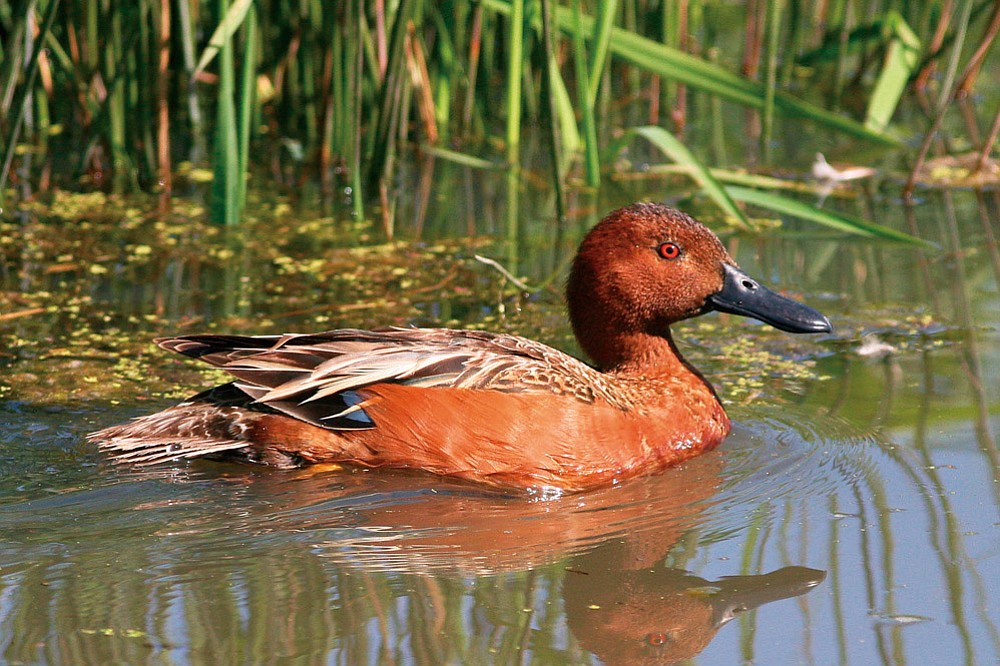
xmin=1 ymin=171 xmax=997 ymax=664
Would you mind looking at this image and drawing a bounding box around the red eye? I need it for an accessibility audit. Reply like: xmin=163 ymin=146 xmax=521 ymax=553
xmin=646 ymin=632 xmax=669 ymax=646
xmin=658 ymin=242 xmax=681 ymax=260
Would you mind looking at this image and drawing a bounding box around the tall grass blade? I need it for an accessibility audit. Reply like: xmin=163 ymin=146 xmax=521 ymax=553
xmin=236 ymin=2 xmax=258 ymax=219
xmin=586 ymin=0 xmax=618 ymax=108
xmin=761 ymin=0 xmax=780 ymax=162
xmin=1 ymin=0 xmax=60 ymax=204
xmin=626 ymin=164 xmax=816 ymax=192
xmin=571 ymin=0 xmax=600 ymax=186
xmin=505 ymin=0 xmax=524 ymax=167
xmin=178 ymin=0 xmax=206 ymax=161
xmin=369 ymin=0 xmax=414 ymax=188
xmin=933 ymin=0 xmax=975 ymax=114
xmin=611 ymin=126 xmax=751 ymax=229
xmin=350 ymin=0 xmax=365 ymax=220
xmin=105 ymin=8 xmax=132 ymax=193
xmin=419 ymin=145 xmax=500 ymax=170
xmin=0 ymin=6 xmax=26 ymax=115
xmin=210 ymin=0 xmax=240 ymax=226
xmin=540 ymin=0 xmax=566 ymax=221
xmin=549 ymin=61 xmax=582 ymax=159
xmin=864 ymin=11 xmax=921 ymax=133
xmin=726 ymin=186 xmax=930 ymax=245
xmin=155 ymin=0 xmax=172 ymax=203
xmin=429 ymin=7 xmax=456 ymax=141
xmin=193 ymin=0 xmax=254 ymax=77
xmin=480 ymin=0 xmax=900 ymax=146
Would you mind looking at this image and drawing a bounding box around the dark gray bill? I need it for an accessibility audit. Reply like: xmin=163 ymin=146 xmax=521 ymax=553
xmin=706 ymin=263 xmax=832 ymax=334
xmin=708 ymin=566 xmax=826 ymax=629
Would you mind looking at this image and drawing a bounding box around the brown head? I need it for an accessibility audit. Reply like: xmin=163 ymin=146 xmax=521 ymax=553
xmin=564 ymin=562 xmax=826 ymax=665
xmin=566 ymin=203 xmax=830 ymax=370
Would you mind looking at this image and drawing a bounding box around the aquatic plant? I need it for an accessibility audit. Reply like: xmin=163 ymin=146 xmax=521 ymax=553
xmin=1 ymin=1 xmax=996 ymax=237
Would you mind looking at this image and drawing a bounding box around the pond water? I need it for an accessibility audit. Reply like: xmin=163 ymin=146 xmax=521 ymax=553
xmin=1 ymin=155 xmax=998 ymax=665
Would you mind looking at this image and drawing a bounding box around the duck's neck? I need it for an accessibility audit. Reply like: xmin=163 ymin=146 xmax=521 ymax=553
xmin=586 ymin=328 xmax=696 ymax=379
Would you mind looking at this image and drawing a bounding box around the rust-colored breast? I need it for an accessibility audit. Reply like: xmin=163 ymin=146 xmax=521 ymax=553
xmin=251 ymin=378 xmax=730 ymax=492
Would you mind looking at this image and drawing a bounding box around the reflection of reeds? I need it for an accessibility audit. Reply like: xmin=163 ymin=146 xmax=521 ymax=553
xmin=0 ymin=456 xmax=830 ymax=664
xmin=827 ymin=191 xmax=997 ymax=662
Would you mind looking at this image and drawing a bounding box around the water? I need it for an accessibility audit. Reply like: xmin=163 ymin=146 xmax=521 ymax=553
xmin=1 ymin=163 xmax=998 ymax=664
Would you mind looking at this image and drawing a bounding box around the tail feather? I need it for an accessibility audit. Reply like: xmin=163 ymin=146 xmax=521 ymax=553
xmin=91 ymin=431 xmax=248 ymax=466
xmin=156 ymin=334 xmax=282 ymax=359
xmin=88 ymin=383 xmax=258 ymax=466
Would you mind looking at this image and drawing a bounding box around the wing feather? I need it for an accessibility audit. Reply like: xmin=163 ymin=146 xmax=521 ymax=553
xmin=157 ymin=327 xmax=622 ymax=431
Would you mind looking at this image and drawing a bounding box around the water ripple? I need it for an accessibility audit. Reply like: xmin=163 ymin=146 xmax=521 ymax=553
xmin=0 ymin=406 xmax=878 ymax=577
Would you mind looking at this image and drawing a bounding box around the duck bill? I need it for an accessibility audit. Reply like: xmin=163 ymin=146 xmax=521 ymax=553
xmin=707 ymin=264 xmax=832 ymax=334
xmin=709 ymin=566 xmax=826 ymax=629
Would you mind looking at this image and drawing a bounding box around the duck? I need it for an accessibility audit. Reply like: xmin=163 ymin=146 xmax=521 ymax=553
xmin=89 ymin=203 xmax=831 ymax=492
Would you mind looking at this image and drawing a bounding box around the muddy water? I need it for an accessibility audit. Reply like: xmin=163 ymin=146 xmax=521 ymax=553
xmin=0 ymin=174 xmax=997 ymax=664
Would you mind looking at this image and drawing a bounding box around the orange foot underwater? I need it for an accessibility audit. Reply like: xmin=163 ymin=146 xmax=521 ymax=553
xmin=89 ymin=204 xmax=831 ymax=492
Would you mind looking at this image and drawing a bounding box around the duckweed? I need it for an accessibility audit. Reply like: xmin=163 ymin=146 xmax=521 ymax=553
xmin=1 ymin=190 xmax=937 ymax=410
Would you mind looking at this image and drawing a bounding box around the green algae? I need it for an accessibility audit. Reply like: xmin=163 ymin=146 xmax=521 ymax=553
xmin=913 ymin=154 xmax=1000 ymax=189
xmin=1 ymin=190 xmax=951 ymax=409
xmin=1 ymin=192 xmax=498 ymax=404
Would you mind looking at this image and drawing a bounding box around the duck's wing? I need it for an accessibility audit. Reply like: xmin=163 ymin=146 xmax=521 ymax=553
xmin=157 ymin=327 xmax=617 ymax=431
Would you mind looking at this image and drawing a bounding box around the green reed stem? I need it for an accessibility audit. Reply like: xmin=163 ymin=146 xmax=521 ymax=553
xmin=779 ymin=0 xmax=800 ymax=86
xmin=761 ymin=0 xmax=780 ymax=163
xmin=571 ymin=0 xmax=600 ymax=186
xmin=0 ymin=0 xmax=60 ymax=205
xmin=236 ymin=2 xmax=257 ymax=220
xmin=368 ymin=0 xmax=412 ymax=188
xmin=86 ymin=0 xmax=97 ymax=71
xmin=540 ymin=0 xmax=566 ymax=222
xmin=461 ymin=5 xmax=483 ymax=135
xmin=586 ymin=0 xmax=618 ymax=108
xmin=107 ymin=7 xmax=130 ymax=193
xmin=328 ymin=8 xmax=344 ymax=172
xmin=831 ymin=0 xmax=849 ymax=110
xmin=505 ymin=0 xmax=524 ymax=168
xmin=708 ymin=48 xmax=728 ymax=166
xmin=0 ymin=6 xmax=26 ymax=116
xmin=430 ymin=8 xmax=455 ymax=142
xmin=661 ymin=0 xmax=681 ymax=115
xmin=138 ymin=1 xmax=157 ymax=184
xmin=351 ymin=0 xmax=365 ymax=220
xmin=935 ymin=0 xmax=975 ymax=114
xmin=301 ymin=34 xmax=318 ymax=152
xmin=211 ymin=0 xmax=240 ymax=226
xmin=177 ymin=0 xmax=206 ymax=161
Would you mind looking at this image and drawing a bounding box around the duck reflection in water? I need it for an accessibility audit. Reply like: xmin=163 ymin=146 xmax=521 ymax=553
xmin=564 ymin=548 xmax=823 ymax=665
xmin=183 ymin=447 xmax=823 ymax=664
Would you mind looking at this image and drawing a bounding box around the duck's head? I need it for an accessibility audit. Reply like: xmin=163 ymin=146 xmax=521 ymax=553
xmin=567 ymin=203 xmax=831 ymax=369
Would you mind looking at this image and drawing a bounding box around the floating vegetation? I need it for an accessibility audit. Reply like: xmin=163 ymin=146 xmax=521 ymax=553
xmin=0 ymin=192 xmax=500 ymax=403
xmin=912 ymin=153 xmax=1000 ymax=189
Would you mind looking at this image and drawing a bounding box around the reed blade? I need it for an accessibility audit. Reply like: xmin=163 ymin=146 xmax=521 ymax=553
xmin=611 ymin=126 xmax=751 ymax=229
xmin=726 ymin=186 xmax=931 ymax=245
xmin=193 ymin=0 xmax=255 ymax=77
xmin=864 ymin=11 xmax=921 ymax=133
xmin=480 ymin=0 xmax=901 ymax=146
xmin=0 ymin=0 xmax=60 ymax=203
xmin=505 ymin=0 xmax=524 ymax=168
xmin=210 ymin=0 xmax=240 ymax=226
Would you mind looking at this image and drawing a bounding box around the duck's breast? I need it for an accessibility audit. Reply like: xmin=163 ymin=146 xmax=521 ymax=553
xmin=334 ymin=382 xmax=729 ymax=490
